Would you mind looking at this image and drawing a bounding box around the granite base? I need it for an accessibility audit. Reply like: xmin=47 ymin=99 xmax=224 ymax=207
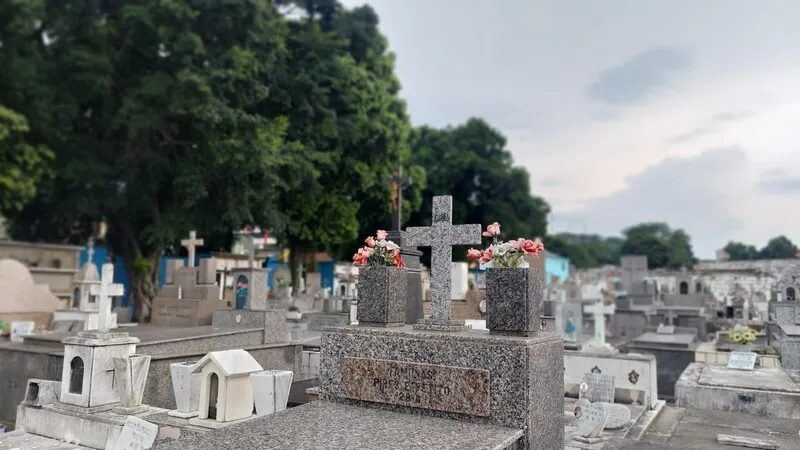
xmin=319 ymin=326 xmax=564 ymax=450
xmin=211 ymin=309 xmax=287 ymax=344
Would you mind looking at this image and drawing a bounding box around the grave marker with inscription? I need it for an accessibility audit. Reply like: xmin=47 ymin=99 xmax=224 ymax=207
xmin=342 ymin=357 xmax=490 ymax=416
xmin=114 ymin=415 xmax=159 ymax=450
xmin=728 ymin=351 xmax=758 ymax=371
xmin=580 ymin=372 xmax=615 ymax=403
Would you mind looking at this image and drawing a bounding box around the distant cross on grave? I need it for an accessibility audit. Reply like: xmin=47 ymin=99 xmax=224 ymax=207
xmin=89 ymin=263 xmax=124 ymax=333
xmin=406 ymin=196 xmax=481 ymax=326
xmin=242 ymin=235 xmax=257 ymax=269
xmin=592 ymin=299 xmax=613 ymax=346
xmin=383 ymin=165 xmax=412 ymax=231
xmin=181 ymin=230 xmax=204 ymax=268
xmin=664 ymin=310 xmax=678 ymax=326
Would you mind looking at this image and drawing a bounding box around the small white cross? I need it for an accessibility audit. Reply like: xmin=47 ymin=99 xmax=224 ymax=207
xmin=89 ymin=263 xmax=124 ymax=333
xmin=181 ymin=230 xmax=204 ymax=268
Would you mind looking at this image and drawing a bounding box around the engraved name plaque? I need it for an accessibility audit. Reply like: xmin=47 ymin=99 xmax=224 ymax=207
xmin=342 ymin=357 xmax=490 ymax=416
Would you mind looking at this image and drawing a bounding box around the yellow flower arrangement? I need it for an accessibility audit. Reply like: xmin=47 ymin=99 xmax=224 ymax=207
xmin=728 ymin=327 xmax=757 ymax=345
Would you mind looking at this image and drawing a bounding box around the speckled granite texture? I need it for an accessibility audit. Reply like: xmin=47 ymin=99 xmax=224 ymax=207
xmin=486 ymin=268 xmax=542 ymax=336
xmin=357 ymin=267 xmax=407 ymax=327
xmin=406 ymin=196 xmax=482 ymax=325
xmin=150 ymin=401 xmax=523 ymax=450
xmin=320 ymin=326 xmax=564 ymax=449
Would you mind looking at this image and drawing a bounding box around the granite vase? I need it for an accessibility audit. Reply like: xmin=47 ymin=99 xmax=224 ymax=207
xmin=485 ymin=267 xmax=543 ymax=336
xmin=356 ymin=266 xmax=407 ymax=327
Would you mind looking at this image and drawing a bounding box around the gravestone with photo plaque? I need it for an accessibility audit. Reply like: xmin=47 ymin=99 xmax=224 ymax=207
xmin=580 ymin=372 xmax=616 ymax=403
xmin=728 ymin=351 xmax=758 ymax=371
xmin=113 ymin=415 xmax=159 ymax=450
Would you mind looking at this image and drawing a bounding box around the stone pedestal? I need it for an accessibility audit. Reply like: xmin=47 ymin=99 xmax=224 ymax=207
xmin=386 ymin=230 xmax=423 ymax=325
xmin=486 ymin=268 xmax=543 ymax=337
xmin=211 ymin=310 xmax=288 ymax=344
xmin=356 ymin=267 xmax=407 ymax=327
xmin=229 ymin=268 xmax=268 ymax=310
xmin=319 ymin=326 xmax=564 ymax=449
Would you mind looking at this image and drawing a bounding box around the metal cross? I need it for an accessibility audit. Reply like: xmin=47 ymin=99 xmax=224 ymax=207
xmin=406 ymin=196 xmax=481 ymax=323
xmin=89 ymin=263 xmax=124 ymax=333
xmin=383 ymin=165 xmax=412 ymax=231
xmin=180 ymin=230 xmax=204 ymax=268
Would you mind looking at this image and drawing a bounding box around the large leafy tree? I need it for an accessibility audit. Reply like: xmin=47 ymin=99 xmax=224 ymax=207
xmin=620 ymin=222 xmax=696 ymax=269
xmin=722 ymin=241 xmax=759 ymax=261
xmin=263 ymin=1 xmax=420 ymax=285
xmin=758 ymin=236 xmax=798 ymax=260
xmin=408 ymin=118 xmax=550 ymax=265
xmin=2 ymin=0 xmax=293 ymax=319
xmin=0 ymin=106 xmax=52 ymax=213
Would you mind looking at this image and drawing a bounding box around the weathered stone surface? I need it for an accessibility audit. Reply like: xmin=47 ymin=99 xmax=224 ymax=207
xmin=717 ymin=434 xmax=778 ymax=449
xmin=113 ymin=354 xmax=151 ymax=407
xmin=596 ymin=402 xmax=632 ymax=430
xmin=356 ymin=267 xmax=407 ymax=327
xmin=576 ymin=402 xmax=608 ymax=438
xmin=485 ymin=268 xmax=542 ymax=336
xmin=320 ymin=326 xmax=563 ymax=449
xmin=342 ymin=357 xmax=490 ymax=416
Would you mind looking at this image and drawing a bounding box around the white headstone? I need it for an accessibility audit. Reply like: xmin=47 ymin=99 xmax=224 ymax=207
xmin=580 ymin=372 xmax=615 ymax=403
xmin=451 ymin=262 xmax=469 ymax=300
xmin=89 ymin=263 xmax=124 ymax=333
xmin=728 ymin=352 xmax=758 ymax=371
xmin=251 ymin=370 xmax=294 ymax=417
xmin=657 ymin=323 xmax=675 ymax=334
xmin=597 ymin=402 xmax=632 ymax=430
xmin=575 ymin=403 xmax=608 ymax=439
xmin=10 ymin=321 xmax=35 ymax=342
xmin=349 ymin=303 xmax=358 ymax=325
xmin=113 ymin=416 xmax=158 ymax=450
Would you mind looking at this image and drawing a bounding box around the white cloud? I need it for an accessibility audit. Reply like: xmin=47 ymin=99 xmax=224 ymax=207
xmin=340 ymin=0 xmax=800 ymax=258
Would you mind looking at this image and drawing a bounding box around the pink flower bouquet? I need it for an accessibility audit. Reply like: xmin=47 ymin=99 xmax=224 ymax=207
xmin=466 ymin=222 xmax=544 ymax=268
xmin=352 ymin=230 xmax=406 ymax=268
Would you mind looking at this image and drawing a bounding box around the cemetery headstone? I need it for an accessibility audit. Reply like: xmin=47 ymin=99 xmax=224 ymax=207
xmin=580 ymin=372 xmax=615 ymax=403
xmin=113 ymin=415 xmax=159 ymax=450
xmin=728 ymin=351 xmax=758 ymax=371
xmin=597 ymin=402 xmax=632 ymax=430
xmin=657 ymin=323 xmax=675 ymax=334
xmin=89 ymin=263 xmax=124 ymax=332
xmin=10 ymin=321 xmax=35 ymax=342
xmin=575 ymin=402 xmax=609 ymax=441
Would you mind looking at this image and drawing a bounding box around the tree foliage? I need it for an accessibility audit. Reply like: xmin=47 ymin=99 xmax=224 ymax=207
xmin=408 ymin=118 xmax=550 ymax=265
xmin=620 ymin=222 xmax=696 ymax=269
xmin=723 ymin=236 xmax=798 ymax=261
xmin=0 ymin=105 xmax=52 ymax=213
xmin=544 ymin=233 xmax=622 ymax=269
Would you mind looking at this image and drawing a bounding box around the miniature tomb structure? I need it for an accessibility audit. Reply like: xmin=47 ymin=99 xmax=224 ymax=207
xmin=626 ymin=322 xmax=700 ymax=400
xmin=211 ymin=236 xmax=286 ymax=344
xmin=612 ymin=255 xmax=658 ymax=341
xmin=151 ymin=230 xmax=226 ymax=326
xmin=51 ymin=243 xmax=118 ymax=331
xmin=14 ymin=263 xmax=163 ymax=449
xmin=191 ymin=349 xmax=264 ymax=426
xmin=0 ymin=258 xmax=60 ymax=329
xmin=772 ymin=265 xmax=800 ymax=369
xmin=149 ymin=195 xmax=565 ymax=450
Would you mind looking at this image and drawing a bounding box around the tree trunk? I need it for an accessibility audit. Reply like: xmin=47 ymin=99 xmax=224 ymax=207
xmin=289 ymin=237 xmax=302 ymax=292
xmin=120 ymin=244 xmax=162 ymax=323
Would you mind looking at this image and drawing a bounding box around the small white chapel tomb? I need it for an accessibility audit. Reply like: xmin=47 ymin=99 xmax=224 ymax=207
xmin=52 ymin=256 xmax=121 ymax=331
xmin=191 ymin=349 xmax=264 ymax=427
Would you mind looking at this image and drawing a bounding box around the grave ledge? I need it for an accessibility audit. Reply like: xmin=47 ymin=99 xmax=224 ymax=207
xmin=324 ymin=324 xmax=561 ymax=346
xmin=151 ymin=401 xmax=524 ymax=450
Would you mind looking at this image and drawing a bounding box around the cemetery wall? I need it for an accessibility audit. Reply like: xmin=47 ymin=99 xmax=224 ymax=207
xmin=0 ymin=241 xmax=81 ymax=270
xmin=0 ymin=347 xmax=61 ymax=430
xmin=564 ymin=351 xmax=658 ymax=409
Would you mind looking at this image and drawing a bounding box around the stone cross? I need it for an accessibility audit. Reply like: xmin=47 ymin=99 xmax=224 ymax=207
xmin=180 ymin=230 xmax=204 ymax=268
xmin=406 ymin=196 xmax=481 ymax=325
xmin=89 ymin=263 xmax=124 ymax=333
xmin=383 ymin=165 xmax=412 ymax=232
xmin=664 ymin=310 xmax=678 ymax=326
xmin=242 ymin=235 xmax=257 ymax=269
xmin=592 ymin=299 xmax=611 ymax=346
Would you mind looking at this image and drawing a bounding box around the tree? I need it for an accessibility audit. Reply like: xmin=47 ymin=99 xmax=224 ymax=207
xmin=620 ymin=222 xmax=695 ymax=269
xmin=544 ymin=235 xmax=595 ymax=269
xmin=3 ymin=0 xmax=293 ymax=320
xmin=262 ymin=2 xmax=420 ymax=287
xmin=759 ymin=236 xmax=798 ymax=260
xmin=0 ymin=106 xmax=52 ymax=213
xmin=408 ymin=118 xmax=550 ymax=266
xmin=723 ymin=241 xmax=759 ymax=261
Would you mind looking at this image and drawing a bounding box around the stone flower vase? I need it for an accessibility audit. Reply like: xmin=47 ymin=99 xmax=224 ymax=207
xmin=113 ymin=354 xmax=151 ymax=408
xmin=250 ymin=370 xmax=295 ymax=417
xmin=168 ymin=361 xmax=201 ymax=418
xmin=730 ymin=343 xmax=758 ymax=353
xmin=485 ymin=267 xmax=543 ymax=336
xmin=356 ymin=266 xmax=407 ymax=327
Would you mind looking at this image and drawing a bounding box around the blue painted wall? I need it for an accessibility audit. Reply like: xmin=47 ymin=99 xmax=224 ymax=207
xmin=545 ymin=251 xmax=571 ymax=285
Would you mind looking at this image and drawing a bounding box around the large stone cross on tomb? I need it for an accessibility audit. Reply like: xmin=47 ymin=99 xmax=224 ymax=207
xmin=89 ymin=263 xmax=124 ymax=333
xmin=181 ymin=230 xmax=204 ymax=268
xmin=406 ymin=195 xmax=481 ymax=330
xmin=591 ymin=299 xmax=615 ymax=346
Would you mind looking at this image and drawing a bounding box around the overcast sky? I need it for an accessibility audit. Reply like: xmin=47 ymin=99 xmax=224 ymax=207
xmin=340 ymin=0 xmax=800 ymax=258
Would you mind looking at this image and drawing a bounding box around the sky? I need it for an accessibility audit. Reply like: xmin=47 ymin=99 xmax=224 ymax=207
xmin=340 ymin=0 xmax=800 ymax=258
